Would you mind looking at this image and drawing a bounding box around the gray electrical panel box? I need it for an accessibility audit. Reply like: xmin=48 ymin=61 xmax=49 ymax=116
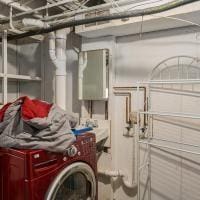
xmin=78 ymin=49 xmax=109 ymax=100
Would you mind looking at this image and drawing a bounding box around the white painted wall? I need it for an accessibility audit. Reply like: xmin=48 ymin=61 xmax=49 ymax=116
xmin=0 ymin=38 xmax=42 ymax=103
xmin=80 ymin=27 xmax=200 ymax=200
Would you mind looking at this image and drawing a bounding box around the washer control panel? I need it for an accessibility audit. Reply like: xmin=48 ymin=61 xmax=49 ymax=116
xmin=67 ymin=145 xmax=78 ymax=157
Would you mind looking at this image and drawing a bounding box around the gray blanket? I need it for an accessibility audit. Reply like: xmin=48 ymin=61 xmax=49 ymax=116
xmin=0 ymin=100 xmax=77 ymax=153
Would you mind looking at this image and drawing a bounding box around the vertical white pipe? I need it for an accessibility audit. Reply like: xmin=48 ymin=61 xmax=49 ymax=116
xmin=137 ymin=83 xmax=140 ymax=200
xmin=78 ymin=51 xmax=87 ymax=99
xmin=55 ymin=29 xmax=67 ymax=110
xmin=2 ymin=30 xmax=7 ymax=104
xmin=147 ymin=85 xmax=151 ymax=200
xmin=49 ymin=28 xmax=70 ymax=110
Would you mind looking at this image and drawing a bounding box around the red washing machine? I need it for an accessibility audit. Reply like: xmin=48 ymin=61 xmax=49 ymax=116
xmin=0 ymin=133 xmax=97 ymax=200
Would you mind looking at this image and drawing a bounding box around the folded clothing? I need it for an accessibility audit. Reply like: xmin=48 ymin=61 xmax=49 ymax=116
xmin=0 ymin=96 xmax=78 ymax=153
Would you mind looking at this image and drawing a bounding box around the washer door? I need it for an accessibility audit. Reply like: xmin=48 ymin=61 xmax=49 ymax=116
xmin=45 ymin=162 xmax=96 ymax=200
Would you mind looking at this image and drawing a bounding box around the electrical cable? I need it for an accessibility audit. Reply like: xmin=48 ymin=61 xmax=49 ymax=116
xmin=109 ymin=0 xmax=166 ymax=13
xmin=6 ymin=0 xmax=199 ymax=40
xmin=126 ymin=0 xmax=170 ymax=11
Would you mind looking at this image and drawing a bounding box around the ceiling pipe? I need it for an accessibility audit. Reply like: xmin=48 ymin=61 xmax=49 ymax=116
xmin=49 ymin=29 xmax=70 ymax=110
xmin=22 ymin=18 xmax=45 ymax=29
xmin=44 ymin=0 xmax=141 ymax=21
xmin=0 ymin=18 xmax=45 ymax=32
xmin=0 ymin=0 xmax=75 ymax=25
xmin=0 ymin=0 xmax=42 ymax=20
xmin=7 ymin=0 xmax=198 ymax=41
xmin=0 ymin=0 xmax=34 ymax=12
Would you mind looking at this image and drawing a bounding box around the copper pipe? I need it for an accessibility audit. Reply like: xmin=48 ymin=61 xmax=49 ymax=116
xmin=113 ymin=92 xmax=131 ymax=123
xmin=90 ymin=100 xmax=93 ymax=119
xmin=113 ymin=86 xmax=147 ymax=125
xmin=126 ymin=97 xmax=129 ymax=123
xmin=87 ymin=100 xmax=93 ymax=119
xmin=105 ymin=101 xmax=108 ymax=120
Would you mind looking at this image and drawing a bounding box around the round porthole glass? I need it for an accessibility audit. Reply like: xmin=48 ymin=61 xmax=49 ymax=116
xmin=45 ymin=162 xmax=96 ymax=200
xmin=55 ymin=172 xmax=92 ymax=200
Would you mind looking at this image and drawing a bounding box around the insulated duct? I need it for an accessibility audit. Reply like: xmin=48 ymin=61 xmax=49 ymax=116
xmin=22 ymin=18 xmax=45 ymax=29
xmin=7 ymin=0 xmax=198 ymax=41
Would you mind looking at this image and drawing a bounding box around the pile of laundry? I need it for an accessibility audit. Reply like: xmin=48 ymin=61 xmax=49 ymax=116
xmin=0 ymin=96 xmax=78 ymax=153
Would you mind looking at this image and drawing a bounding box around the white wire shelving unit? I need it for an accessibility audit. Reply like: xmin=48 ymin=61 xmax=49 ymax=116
xmin=136 ymin=78 xmax=200 ymax=200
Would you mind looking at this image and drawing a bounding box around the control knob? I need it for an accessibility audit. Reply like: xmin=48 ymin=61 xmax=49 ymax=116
xmin=67 ymin=145 xmax=78 ymax=157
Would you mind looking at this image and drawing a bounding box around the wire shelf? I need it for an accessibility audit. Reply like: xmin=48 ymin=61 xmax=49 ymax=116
xmin=139 ymin=111 xmax=200 ymax=119
xmin=136 ymin=78 xmax=200 ymax=200
xmin=139 ymin=138 xmax=200 ymax=156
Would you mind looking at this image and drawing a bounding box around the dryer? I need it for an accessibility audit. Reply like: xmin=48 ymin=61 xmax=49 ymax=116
xmin=0 ymin=133 xmax=97 ymax=200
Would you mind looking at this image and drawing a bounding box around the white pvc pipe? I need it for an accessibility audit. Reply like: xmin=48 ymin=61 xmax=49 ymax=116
xmin=123 ymin=178 xmax=137 ymax=188
xmin=49 ymin=32 xmax=57 ymax=63
xmin=98 ymin=169 xmax=137 ymax=188
xmin=98 ymin=169 xmax=124 ymax=177
xmin=78 ymin=52 xmax=87 ymax=99
xmin=55 ymin=30 xmax=67 ymax=110
xmin=49 ymin=29 xmax=70 ymax=110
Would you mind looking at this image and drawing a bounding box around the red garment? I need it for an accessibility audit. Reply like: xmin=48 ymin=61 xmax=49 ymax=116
xmin=0 ymin=97 xmax=52 ymax=122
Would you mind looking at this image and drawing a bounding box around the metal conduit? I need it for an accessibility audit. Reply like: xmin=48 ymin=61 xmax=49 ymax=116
xmin=6 ymin=0 xmax=199 ymax=40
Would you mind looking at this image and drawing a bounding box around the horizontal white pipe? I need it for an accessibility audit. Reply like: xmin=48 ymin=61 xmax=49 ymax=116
xmin=98 ymin=169 xmax=137 ymax=188
xmin=22 ymin=18 xmax=45 ymax=29
xmin=139 ymin=141 xmax=200 ymax=155
xmin=98 ymin=169 xmax=124 ymax=177
xmin=140 ymin=111 xmax=200 ymax=119
xmin=123 ymin=179 xmax=137 ymax=188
